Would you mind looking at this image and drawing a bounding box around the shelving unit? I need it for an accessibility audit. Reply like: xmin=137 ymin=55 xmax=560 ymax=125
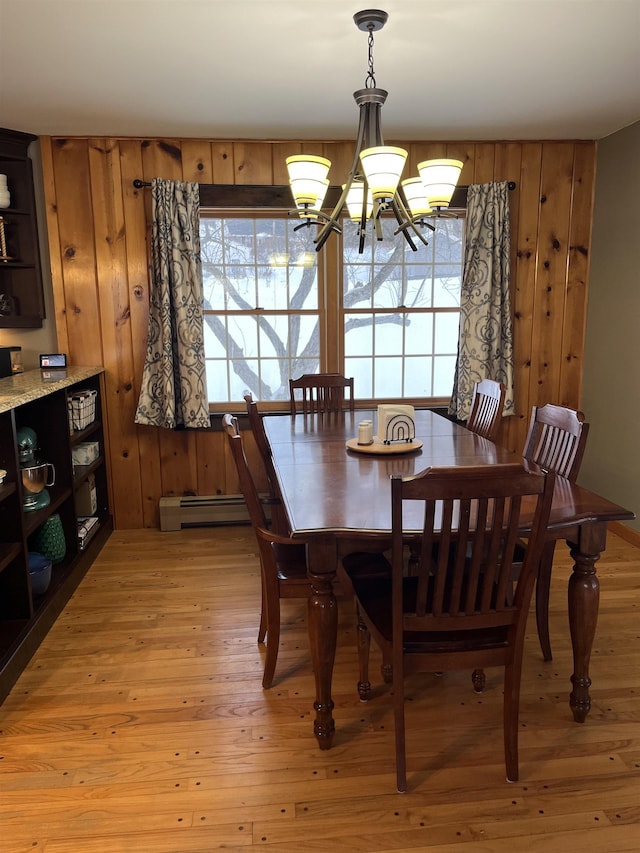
xmin=0 ymin=367 xmax=112 ymax=701
xmin=0 ymin=127 xmax=45 ymax=328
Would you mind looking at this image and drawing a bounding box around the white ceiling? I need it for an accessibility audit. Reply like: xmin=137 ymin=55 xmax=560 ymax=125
xmin=1 ymin=0 xmax=639 ymax=141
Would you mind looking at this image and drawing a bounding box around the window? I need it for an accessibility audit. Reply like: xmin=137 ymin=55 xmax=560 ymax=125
xmin=200 ymin=210 xmax=463 ymax=410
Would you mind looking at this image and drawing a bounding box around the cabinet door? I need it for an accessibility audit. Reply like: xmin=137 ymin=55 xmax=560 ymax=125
xmin=0 ymin=128 xmax=45 ymax=328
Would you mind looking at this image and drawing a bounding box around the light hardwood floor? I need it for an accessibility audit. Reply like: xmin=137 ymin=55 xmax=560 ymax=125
xmin=2 ymin=526 xmax=639 ymax=852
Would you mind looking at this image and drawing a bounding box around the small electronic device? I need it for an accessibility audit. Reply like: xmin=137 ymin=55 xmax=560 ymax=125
xmin=40 ymin=353 xmax=67 ymax=369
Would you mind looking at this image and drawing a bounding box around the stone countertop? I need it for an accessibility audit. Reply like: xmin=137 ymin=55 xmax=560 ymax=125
xmin=0 ymin=367 xmax=104 ymax=414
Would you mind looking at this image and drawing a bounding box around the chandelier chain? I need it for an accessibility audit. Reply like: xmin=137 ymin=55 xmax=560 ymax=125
xmin=365 ymin=28 xmax=376 ymax=88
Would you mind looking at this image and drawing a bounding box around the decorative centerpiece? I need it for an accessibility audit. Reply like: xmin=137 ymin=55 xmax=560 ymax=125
xmin=377 ymin=404 xmax=416 ymax=445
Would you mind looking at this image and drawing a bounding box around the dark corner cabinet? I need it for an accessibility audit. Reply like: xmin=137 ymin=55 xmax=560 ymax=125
xmin=0 ymin=128 xmax=45 ymax=328
xmin=0 ymin=367 xmax=112 ymax=701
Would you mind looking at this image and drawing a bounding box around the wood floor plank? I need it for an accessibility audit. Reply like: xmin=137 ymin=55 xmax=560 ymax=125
xmin=1 ymin=526 xmax=639 ymax=852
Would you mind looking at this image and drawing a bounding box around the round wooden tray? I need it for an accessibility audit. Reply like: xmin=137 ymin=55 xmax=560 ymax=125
xmin=345 ymin=437 xmax=423 ymax=455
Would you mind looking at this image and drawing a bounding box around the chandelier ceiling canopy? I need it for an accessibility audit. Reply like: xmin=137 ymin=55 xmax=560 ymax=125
xmin=286 ymin=9 xmax=463 ymax=254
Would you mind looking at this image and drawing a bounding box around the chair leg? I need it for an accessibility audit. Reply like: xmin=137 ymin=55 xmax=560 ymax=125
xmin=503 ymin=661 xmax=522 ymax=783
xmin=356 ymin=605 xmax=372 ymax=701
xmin=535 ymin=542 xmax=556 ymax=662
xmin=261 ymin=577 xmax=281 ymax=690
xmin=257 ymin=575 xmax=267 ymax=645
xmin=381 ymin=658 xmax=393 ymax=684
xmin=472 ymin=669 xmax=486 ymax=693
xmin=393 ymin=665 xmax=407 ymax=793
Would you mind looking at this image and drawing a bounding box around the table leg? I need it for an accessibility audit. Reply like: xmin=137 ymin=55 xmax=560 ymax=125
xmin=567 ymin=522 xmax=606 ymax=723
xmin=306 ymin=539 xmax=338 ymax=749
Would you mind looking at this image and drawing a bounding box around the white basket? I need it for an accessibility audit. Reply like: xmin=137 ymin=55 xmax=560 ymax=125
xmin=67 ymin=389 xmax=97 ymax=430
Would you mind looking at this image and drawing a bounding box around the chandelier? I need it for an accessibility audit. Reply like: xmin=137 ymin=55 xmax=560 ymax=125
xmin=286 ymin=9 xmax=463 ymax=254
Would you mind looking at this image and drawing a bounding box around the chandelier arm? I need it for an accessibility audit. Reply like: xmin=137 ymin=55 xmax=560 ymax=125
xmin=392 ymin=185 xmax=434 ymax=245
xmin=314 ymin=98 xmax=372 ymax=251
xmin=393 ymin=190 xmax=430 ymax=248
xmin=387 ymin=196 xmax=420 ymax=250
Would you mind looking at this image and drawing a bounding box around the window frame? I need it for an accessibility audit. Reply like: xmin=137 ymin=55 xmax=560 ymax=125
xmin=198 ymin=185 xmax=464 ymax=413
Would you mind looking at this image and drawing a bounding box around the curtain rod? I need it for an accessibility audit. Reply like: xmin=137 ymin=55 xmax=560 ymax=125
xmin=132 ymin=179 xmax=517 ymax=191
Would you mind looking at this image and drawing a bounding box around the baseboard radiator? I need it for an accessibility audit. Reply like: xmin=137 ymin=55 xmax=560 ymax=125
xmin=159 ymin=495 xmax=252 ymax=531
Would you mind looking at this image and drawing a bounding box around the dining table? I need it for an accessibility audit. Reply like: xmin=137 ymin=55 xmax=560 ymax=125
xmin=262 ymin=408 xmax=635 ymax=750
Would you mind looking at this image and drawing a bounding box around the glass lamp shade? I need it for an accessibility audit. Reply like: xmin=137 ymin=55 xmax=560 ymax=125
xmin=285 ymin=154 xmax=331 ymax=183
xmin=401 ymin=177 xmax=433 ymax=217
xmin=286 ymin=155 xmax=332 ymax=213
xmin=359 ymin=146 xmax=408 ymax=200
xmin=288 ymin=177 xmax=330 ymax=213
xmin=417 ymin=158 xmax=464 ymax=208
xmin=344 ymin=181 xmax=374 ymax=221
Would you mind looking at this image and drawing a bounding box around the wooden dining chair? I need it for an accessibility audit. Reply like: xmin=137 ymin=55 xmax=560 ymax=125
xmin=225 ymin=411 xmax=392 ymax=688
xmin=521 ymin=403 xmax=590 ymax=661
xmin=289 ymin=373 xmax=355 ymax=415
xmin=350 ymin=462 xmax=555 ymax=792
xmin=465 ymin=379 xmax=506 ymax=441
xmin=243 ymin=391 xmax=289 ymax=536
xmin=223 ymin=413 xmax=311 ymax=688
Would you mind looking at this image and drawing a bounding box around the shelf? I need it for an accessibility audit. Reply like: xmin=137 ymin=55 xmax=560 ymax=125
xmin=69 ymin=419 xmax=102 ymax=446
xmin=22 ymin=486 xmax=73 ymax=537
xmin=0 ymin=542 xmax=22 ymax=574
xmin=73 ymin=455 xmax=104 ymax=487
xmin=0 ymin=480 xmax=17 ymax=501
xmin=0 ymin=368 xmax=111 ymax=702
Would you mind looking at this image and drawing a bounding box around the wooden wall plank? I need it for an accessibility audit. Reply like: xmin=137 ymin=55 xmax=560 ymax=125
xmin=472 ymin=143 xmax=496 ymax=184
xmin=559 ymin=143 xmax=596 ymax=409
xmin=529 ymin=143 xmax=575 ymax=408
xmin=233 ymin=142 xmax=274 ymax=185
xmin=39 ymin=136 xmax=597 ymax=529
xmin=180 ymin=140 xmax=214 ymax=183
xmin=119 ymin=141 xmax=162 ymax=529
xmin=211 ymin=142 xmax=234 ymax=183
xmin=39 ymin=137 xmax=70 ymax=357
xmin=50 ymin=138 xmax=103 ymax=365
xmin=87 ymin=138 xmax=144 ymax=529
xmin=512 ymin=143 xmax=543 ymax=452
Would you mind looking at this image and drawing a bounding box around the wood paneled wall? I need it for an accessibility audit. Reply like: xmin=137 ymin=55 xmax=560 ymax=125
xmin=38 ymin=137 xmax=596 ymax=529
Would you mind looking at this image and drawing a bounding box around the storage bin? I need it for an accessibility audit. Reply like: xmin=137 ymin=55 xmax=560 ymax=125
xmin=67 ymin=389 xmax=97 ymax=430
xmin=72 ymin=441 xmax=99 ymax=468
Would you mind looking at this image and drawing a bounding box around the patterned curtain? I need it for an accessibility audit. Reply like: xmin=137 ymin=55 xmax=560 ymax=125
xmin=448 ymin=181 xmax=514 ymax=421
xmin=134 ymin=179 xmax=211 ymax=429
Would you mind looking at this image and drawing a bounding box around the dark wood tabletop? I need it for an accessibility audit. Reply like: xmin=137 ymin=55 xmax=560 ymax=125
xmin=264 ymin=409 xmax=632 ymax=540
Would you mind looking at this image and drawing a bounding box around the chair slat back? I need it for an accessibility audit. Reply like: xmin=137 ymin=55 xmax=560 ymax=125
xmin=244 ymin=392 xmax=280 ymax=495
xmin=391 ymin=464 xmax=554 ymax=635
xmin=222 ymin=413 xmax=269 ymax=531
xmin=289 ymin=373 xmax=355 ymax=415
xmin=523 ymin=403 xmax=589 ymax=481
xmin=466 ymin=379 xmax=506 ymax=441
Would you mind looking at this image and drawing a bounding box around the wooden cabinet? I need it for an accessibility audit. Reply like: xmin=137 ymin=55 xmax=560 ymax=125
xmin=0 ymin=128 xmax=45 ymax=328
xmin=0 ymin=368 xmax=112 ymax=701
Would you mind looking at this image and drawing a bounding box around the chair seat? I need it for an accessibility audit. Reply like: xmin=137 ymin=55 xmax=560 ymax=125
xmin=352 ymin=574 xmax=510 ymax=651
xmin=339 ymin=549 xmax=392 ymax=598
